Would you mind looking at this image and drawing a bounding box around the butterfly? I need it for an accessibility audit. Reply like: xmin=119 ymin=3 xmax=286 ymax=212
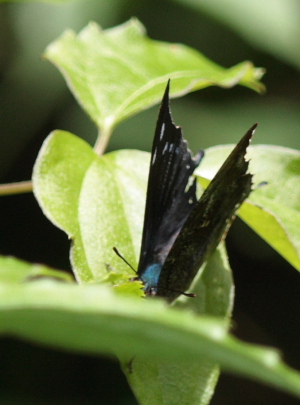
xmin=117 ymin=81 xmax=256 ymax=302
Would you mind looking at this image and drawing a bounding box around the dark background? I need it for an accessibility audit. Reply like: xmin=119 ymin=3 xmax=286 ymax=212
xmin=0 ymin=1 xmax=300 ymax=404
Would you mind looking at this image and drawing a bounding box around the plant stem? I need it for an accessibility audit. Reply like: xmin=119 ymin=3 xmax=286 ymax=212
xmin=94 ymin=127 xmax=112 ymax=156
xmin=0 ymin=180 xmax=33 ymax=196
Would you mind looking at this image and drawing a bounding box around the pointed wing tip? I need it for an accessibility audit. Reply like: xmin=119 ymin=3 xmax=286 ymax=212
xmin=162 ymin=79 xmax=171 ymax=104
xmin=158 ymin=80 xmax=173 ymax=126
xmin=250 ymin=122 xmax=258 ymax=132
xmin=248 ymin=122 xmax=258 ymax=139
xmin=241 ymin=122 xmax=258 ymax=151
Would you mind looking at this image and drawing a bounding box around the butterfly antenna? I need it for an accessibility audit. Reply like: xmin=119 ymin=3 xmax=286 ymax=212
xmin=181 ymin=292 xmax=196 ymax=298
xmin=113 ymin=247 xmax=137 ymax=275
xmin=170 ymin=289 xmax=196 ymax=298
xmin=160 ymin=287 xmax=196 ymax=298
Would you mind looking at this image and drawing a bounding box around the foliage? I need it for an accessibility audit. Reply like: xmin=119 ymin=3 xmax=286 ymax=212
xmin=1 ymin=13 xmax=300 ymax=405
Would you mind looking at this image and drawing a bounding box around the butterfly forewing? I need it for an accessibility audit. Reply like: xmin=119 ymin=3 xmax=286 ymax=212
xmin=137 ymin=81 xmax=203 ymax=279
xmin=157 ymin=124 xmax=256 ymax=302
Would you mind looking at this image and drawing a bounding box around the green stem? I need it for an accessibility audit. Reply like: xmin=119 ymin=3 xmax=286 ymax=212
xmin=0 ymin=180 xmax=33 ymax=196
xmin=94 ymin=127 xmax=112 ymax=156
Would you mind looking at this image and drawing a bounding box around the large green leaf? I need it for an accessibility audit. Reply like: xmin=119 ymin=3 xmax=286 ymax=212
xmin=32 ymin=130 xmax=234 ymax=404
xmin=122 ymin=245 xmax=234 ymax=405
xmin=32 ymin=129 xmax=300 ymax=403
xmin=198 ymin=143 xmax=300 ymax=270
xmin=0 ymin=273 xmax=300 ymax=400
xmin=33 ymin=130 xmax=147 ymax=284
xmin=44 ymin=19 xmax=264 ymax=138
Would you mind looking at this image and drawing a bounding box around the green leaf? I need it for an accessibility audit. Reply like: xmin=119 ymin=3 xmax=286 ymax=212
xmin=32 ymin=130 xmax=300 ymax=403
xmin=33 ymin=130 xmax=148 ymax=283
xmin=0 ymin=279 xmax=300 ymax=400
xmin=0 ymin=255 xmax=73 ymax=284
xmin=198 ymin=143 xmax=300 ymax=270
xmin=122 ymin=245 xmax=233 ymax=405
xmin=33 ymin=130 xmax=235 ymax=404
xmin=44 ymin=19 xmax=265 ymax=136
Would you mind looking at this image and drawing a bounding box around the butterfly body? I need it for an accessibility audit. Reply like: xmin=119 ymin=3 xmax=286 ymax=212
xmin=129 ymin=82 xmax=255 ymax=301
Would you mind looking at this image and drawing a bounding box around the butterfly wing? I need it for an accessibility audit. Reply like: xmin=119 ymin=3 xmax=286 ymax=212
xmin=137 ymin=82 xmax=203 ymax=281
xmin=157 ymin=124 xmax=256 ymax=302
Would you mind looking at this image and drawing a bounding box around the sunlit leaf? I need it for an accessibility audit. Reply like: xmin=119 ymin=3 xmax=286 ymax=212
xmin=33 ymin=129 xmax=235 ymax=404
xmin=32 ymin=128 xmax=300 ymax=402
xmin=0 ymin=280 xmax=300 ymax=400
xmin=44 ymin=19 xmax=265 ymax=136
xmin=122 ymin=245 xmax=234 ymax=405
xmin=198 ymin=143 xmax=300 ymax=270
xmin=33 ymin=130 xmax=148 ymax=283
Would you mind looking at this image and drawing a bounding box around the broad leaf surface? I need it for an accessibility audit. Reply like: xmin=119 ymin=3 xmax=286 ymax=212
xmin=44 ymin=19 xmax=265 ymax=135
xmin=122 ymin=245 xmax=234 ymax=405
xmin=32 ymin=130 xmax=300 ymax=402
xmin=198 ymin=143 xmax=300 ymax=270
xmin=33 ymin=130 xmax=147 ymax=283
xmin=33 ymin=130 xmax=235 ymax=404
xmin=0 ymin=273 xmax=300 ymax=400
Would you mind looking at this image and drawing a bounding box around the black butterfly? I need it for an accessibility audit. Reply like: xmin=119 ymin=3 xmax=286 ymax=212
xmin=120 ymin=81 xmax=255 ymax=302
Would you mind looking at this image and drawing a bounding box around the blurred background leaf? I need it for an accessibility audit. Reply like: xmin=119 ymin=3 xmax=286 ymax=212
xmin=1 ymin=1 xmax=300 ymax=404
xmin=174 ymin=0 xmax=300 ymax=71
